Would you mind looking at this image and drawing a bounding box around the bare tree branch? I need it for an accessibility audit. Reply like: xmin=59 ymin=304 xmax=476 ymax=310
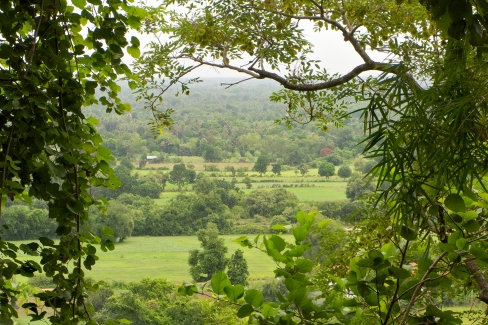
xmin=399 ymin=252 xmax=448 ymax=325
xmin=221 ymin=77 xmax=254 ymax=89
xmin=249 ymin=62 xmax=423 ymax=92
xmin=172 ymin=54 xmax=261 ymax=78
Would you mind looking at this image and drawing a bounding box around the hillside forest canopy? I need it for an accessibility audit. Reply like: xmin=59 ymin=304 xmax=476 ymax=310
xmin=2 ymin=0 xmax=488 ymax=324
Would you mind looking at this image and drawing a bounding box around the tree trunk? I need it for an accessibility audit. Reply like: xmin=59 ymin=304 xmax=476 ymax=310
xmin=465 ymin=259 xmax=488 ymax=305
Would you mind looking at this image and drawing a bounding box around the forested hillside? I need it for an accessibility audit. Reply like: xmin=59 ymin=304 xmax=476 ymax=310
xmin=85 ymin=79 xmax=366 ymax=166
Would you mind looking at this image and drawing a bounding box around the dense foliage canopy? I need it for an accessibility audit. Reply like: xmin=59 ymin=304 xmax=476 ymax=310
xmin=0 ymin=0 xmax=146 ymax=322
xmin=4 ymin=0 xmax=488 ymax=324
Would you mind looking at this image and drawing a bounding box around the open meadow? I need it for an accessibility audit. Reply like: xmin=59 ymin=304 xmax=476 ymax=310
xmin=17 ymin=235 xmax=291 ymax=284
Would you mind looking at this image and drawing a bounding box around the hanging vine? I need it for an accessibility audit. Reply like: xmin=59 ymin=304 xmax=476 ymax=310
xmin=0 ymin=0 xmax=146 ymax=322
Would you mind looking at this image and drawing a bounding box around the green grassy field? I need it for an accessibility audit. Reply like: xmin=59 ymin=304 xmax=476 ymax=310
xmin=17 ymin=235 xmax=289 ymax=284
xmin=155 ymin=182 xmax=348 ymax=204
xmin=154 ymin=192 xmax=181 ymax=205
xmin=241 ymin=184 xmax=347 ymax=201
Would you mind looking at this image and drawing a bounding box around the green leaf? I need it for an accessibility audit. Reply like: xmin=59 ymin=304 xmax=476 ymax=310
xmin=357 ymin=282 xmax=372 ymax=298
xmin=210 ymin=271 xmax=231 ymax=295
xmin=470 ymin=246 xmax=488 ymax=259
xmin=452 ymin=265 xmax=470 ymax=280
xmin=127 ymin=16 xmax=142 ymax=30
xmin=448 ymin=231 xmax=462 ymax=244
xmin=260 ymin=303 xmax=278 ymax=318
xmin=224 ymin=284 xmax=244 ymax=302
xmin=271 ymin=224 xmax=288 ymax=231
xmin=285 ymin=278 xmax=303 ymax=291
xmin=268 ymin=235 xmax=286 ymax=252
xmin=418 ymin=257 xmax=433 ymax=273
xmin=428 ymin=205 xmax=439 ymax=216
xmin=400 ymin=226 xmax=417 ymax=241
xmin=444 ymin=193 xmax=465 ymax=212
xmin=2 ymin=250 xmax=16 ymax=258
xmin=287 ymin=246 xmax=304 ymax=257
xmin=426 ymin=304 xmax=443 ymax=317
xmin=39 ymin=237 xmax=55 ymax=246
xmin=456 ymin=238 xmax=468 ymax=250
xmin=295 ymin=258 xmax=314 ymax=273
xmin=438 ymin=242 xmax=456 ymax=252
xmin=87 ymin=116 xmax=99 ymax=126
xmin=388 ymin=266 xmax=411 ymax=279
xmin=289 ymin=287 xmax=310 ymax=307
xmin=128 ymin=81 xmax=137 ymax=90
xmin=47 ymin=160 xmax=66 ymax=178
xmin=233 ymin=236 xmax=253 ymax=248
xmin=317 ymin=219 xmax=331 ymax=228
xmin=117 ymin=319 xmax=132 ymax=325
xmin=355 ymin=258 xmax=374 ymax=268
xmin=101 ymin=226 xmax=114 ymax=238
xmin=381 ymin=242 xmax=399 ymax=259
xmin=457 ymin=211 xmax=478 ymax=220
xmin=97 ymin=146 xmax=114 ymax=161
xmin=465 ymin=220 xmax=481 ymax=232
xmin=67 ymin=200 xmax=84 ymax=214
xmin=127 ymin=46 xmax=140 ymax=59
xmin=83 ymin=255 xmax=96 ymax=270
xmin=244 ymin=289 xmax=264 ymax=307
xmin=368 ymin=249 xmax=384 ymax=260
xmin=104 ymin=240 xmax=115 ymax=251
xmin=72 ymin=0 xmax=86 ymax=9
xmin=292 ymin=226 xmax=308 ymax=242
xmin=177 ymin=284 xmax=198 ymax=296
xmin=296 ymin=211 xmax=308 ymax=224
xmin=237 ymin=304 xmax=254 ymax=318
xmin=462 ymin=185 xmax=478 ymax=201
xmin=130 ymin=36 xmax=140 ymax=47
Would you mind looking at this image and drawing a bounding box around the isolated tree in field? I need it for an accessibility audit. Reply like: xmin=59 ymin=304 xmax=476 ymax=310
xmin=271 ymin=163 xmax=282 ymax=176
xmin=138 ymin=154 xmax=147 ymax=169
xmin=96 ymin=200 xmax=135 ymax=243
xmin=345 ymin=173 xmax=376 ymax=201
xmin=169 ymin=163 xmax=188 ymax=190
xmin=318 ymin=162 xmax=335 ymax=179
xmin=226 ymin=249 xmax=249 ymax=286
xmin=154 ymin=172 xmax=170 ymax=191
xmin=298 ymin=163 xmax=309 ymax=176
xmin=187 ymin=169 xmax=197 ymax=184
xmin=353 ymin=157 xmax=365 ymax=173
xmin=337 ymin=166 xmax=352 ymax=180
xmin=224 ymin=165 xmax=236 ymax=177
xmin=244 ymin=176 xmax=252 ymax=189
xmin=202 ymin=143 xmax=222 ymax=162
xmin=254 ymin=154 xmax=270 ymax=175
xmin=188 ymin=223 xmax=229 ymax=282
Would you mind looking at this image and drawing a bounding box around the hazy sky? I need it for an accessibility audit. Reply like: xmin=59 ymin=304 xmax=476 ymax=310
xmin=125 ymin=8 xmax=388 ymax=83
